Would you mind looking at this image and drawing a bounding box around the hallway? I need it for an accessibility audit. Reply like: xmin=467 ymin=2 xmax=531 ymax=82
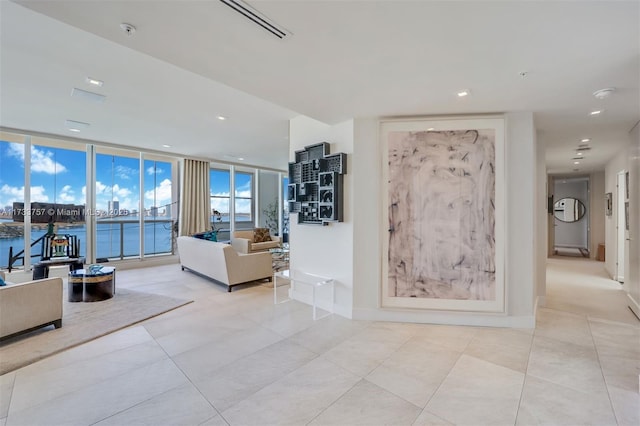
xmin=546 ymin=256 xmax=639 ymax=325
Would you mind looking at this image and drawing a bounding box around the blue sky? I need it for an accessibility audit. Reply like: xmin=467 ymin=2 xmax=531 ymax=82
xmin=210 ymin=169 xmax=252 ymax=214
xmin=0 ymin=141 xmax=172 ymax=214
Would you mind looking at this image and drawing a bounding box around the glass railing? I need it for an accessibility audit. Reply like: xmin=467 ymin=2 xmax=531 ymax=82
xmin=1 ymin=219 xmax=175 ymax=268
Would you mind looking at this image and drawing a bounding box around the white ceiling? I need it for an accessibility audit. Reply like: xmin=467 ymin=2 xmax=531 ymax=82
xmin=2 ymin=0 xmax=639 ymax=173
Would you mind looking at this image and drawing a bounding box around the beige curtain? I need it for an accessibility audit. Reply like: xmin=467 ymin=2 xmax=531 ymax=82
xmin=179 ymin=159 xmax=210 ymax=236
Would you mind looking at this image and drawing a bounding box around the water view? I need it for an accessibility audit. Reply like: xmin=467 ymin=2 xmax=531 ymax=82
xmin=0 ymin=213 xmax=250 ymax=269
xmin=0 ymin=218 xmax=174 ymax=269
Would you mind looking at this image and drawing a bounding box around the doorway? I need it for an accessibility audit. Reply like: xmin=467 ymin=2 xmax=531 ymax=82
xmin=553 ymin=177 xmax=590 ymax=257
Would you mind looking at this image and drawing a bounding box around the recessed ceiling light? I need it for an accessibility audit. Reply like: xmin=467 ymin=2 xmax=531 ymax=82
xmin=590 ymin=110 xmax=603 ymax=115
xmin=237 ymin=157 xmax=244 ymax=161
xmin=71 ymin=88 xmax=106 ymax=103
xmin=581 ymin=138 xmax=590 ymax=143
xmin=574 ymin=161 xmax=580 ymax=165
xmin=86 ymin=77 xmax=103 ymax=87
xmin=576 ymin=152 xmax=583 ymax=156
xmin=65 ymin=119 xmax=90 ymax=132
xmin=593 ymin=88 xmax=615 ymax=99
xmin=457 ymin=90 xmax=469 ymax=97
xmin=217 ymin=116 xmax=227 ymax=120
xmin=162 ymin=144 xmax=172 ymax=148
xmin=427 ymin=127 xmax=435 ymax=131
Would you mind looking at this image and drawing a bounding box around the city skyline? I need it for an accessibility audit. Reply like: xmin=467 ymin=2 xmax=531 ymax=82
xmin=0 ymin=141 xmax=173 ymax=217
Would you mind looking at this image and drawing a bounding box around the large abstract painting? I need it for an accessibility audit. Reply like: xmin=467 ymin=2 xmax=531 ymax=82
xmin=381 ymin=118 xmax=505 ymax=312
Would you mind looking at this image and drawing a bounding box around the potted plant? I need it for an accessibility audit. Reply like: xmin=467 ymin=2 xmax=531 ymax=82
xmin=262 ymin=200 xmax=289 ymax=243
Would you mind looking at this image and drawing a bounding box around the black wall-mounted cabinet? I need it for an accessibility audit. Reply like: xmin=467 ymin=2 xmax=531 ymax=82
xmin=288 ymin=142 xmax=347 ymax=225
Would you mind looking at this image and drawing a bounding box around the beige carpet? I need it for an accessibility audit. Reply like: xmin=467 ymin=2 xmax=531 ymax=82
xmin=0 ymin=288 xmax=192 ymax=375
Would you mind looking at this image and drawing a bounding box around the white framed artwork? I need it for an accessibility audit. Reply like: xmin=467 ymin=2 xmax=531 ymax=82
xmin=380 ymin=117 xmax=505 ymax=313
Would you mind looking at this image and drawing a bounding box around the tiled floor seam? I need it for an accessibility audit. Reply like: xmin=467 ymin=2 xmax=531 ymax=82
xmin=145 ymin=327 xmax=229 ymax=425
xmin=6 ymin=338 xmax=164 ymax=417
xmin=302 ymin=377 xmax=362 ymax=426
xmin=1 ymin=373 xmax=16 ymax=422
xmin=6 ymin=356 xmax=174 ymax=422
xmin=176 ymin=330 xmax=326 ymax=416
xmin=416 ymin=348 xmax=466 ymax=423
xmin=86 ymin=381 xmax=190 ymax=426
xmin=513 ymin=323 xmax=537 ymax=426
xmin=586 ymin=317 xmax=622 ymax=426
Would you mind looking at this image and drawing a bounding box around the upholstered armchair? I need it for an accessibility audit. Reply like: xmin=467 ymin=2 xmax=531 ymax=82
xmin=231 ymin=229 xmax=281 ymax=254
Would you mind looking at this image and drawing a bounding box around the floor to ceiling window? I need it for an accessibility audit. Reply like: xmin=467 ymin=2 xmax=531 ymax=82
xmin=235 ymin=171 xmax=253 ymax=227
xmin=0 ymin=134 xmax=26 ymax=268
xmin=210 ymin=168 xmax=231 ymax=230
xmin=95 ymin=149 xmax=141 ymax=260
xmin=143 ymin=158 xmax=173 ymax=255
xmin=30 ymin=137 xmax=87 ymax=258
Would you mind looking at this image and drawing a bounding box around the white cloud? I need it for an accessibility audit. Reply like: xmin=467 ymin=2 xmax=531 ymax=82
xmin=94 ymin=181 xmax=131 ymax=198
xmin=235 ymin=199 xmax=251 ymax=214
xmin=144 ymin=179 xmax=172 ymax=207
xmin=112 ymin=184 xmax=132 ymax=198
xmin=8 ymin=144 xmax=67 ymax=174
xmin=115 ymin=165 xmax=138 ymax=180
xmin=236 ymin=190 xmax=252 ymax=198
xmin=6 ymin=143 xmax=24 ymax=160
xmin=58 ymin=185 xmax=76 ymax=203
xmin=0 ymin=184 xmax=49 ymax=204
xmin=147 ymin=166 xmax=164 ymax=175
xmin=210 ymin=197 xmax=229 ymax=213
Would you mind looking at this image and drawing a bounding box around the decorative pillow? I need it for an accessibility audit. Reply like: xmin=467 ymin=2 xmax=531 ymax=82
xmin=192 ymin=231 xmax=217 ymax=242
xmin=253 ymin=228 xmax=271 ymax=243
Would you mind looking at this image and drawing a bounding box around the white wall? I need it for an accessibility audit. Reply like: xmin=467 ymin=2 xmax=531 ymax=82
xmin=604 ymin=150 xmax=629 ymax=278
xmin=504 ymin=112 xmax=537 ymax=323
xmin=536 ymin=133 xmax=547 ymax=306
xmin=627 ymin=121 xmax=640 ymax=318
xmin=258 ymin=170 xmax=279 ymax=232
xmin=350 ymin=113 xmax=537 ymax=328
xmin=589 ymin=171 xmax=605 ymax=259
xmin=289 ymin=116 xmax=354 ymax=318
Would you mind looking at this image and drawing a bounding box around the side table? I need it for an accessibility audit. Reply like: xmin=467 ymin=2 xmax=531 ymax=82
xmin=273 ymin=269 xmax=334 ymax=320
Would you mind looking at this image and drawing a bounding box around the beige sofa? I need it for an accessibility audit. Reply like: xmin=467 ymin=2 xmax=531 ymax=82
xmin=231 ymin=230 xmax=281 ymax=254
xmin=177 ymin=236 xmax=273 ymax=292
xmin=0 ymin=271 xmax=63 ymax=340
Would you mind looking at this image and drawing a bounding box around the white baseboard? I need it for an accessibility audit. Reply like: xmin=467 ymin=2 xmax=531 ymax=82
xmin=627 ymin=293 xmax=640 ymax=320
xmin=352 ymin=307 xmax=535 ymax=329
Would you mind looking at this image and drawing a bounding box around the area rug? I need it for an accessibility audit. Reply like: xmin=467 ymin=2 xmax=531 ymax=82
xmin=0 ymin=288 xmax=192 ymax=375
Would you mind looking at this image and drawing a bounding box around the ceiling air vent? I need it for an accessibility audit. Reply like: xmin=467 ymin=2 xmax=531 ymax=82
xmin=576 ymin=146 xmax=591 ymax=151
xmin=219 ymin=0 xmax=289 ymax=39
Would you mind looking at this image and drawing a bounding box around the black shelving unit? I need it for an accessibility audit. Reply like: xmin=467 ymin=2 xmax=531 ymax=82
xmin=288 ymin=142 xmax=347 ymax=225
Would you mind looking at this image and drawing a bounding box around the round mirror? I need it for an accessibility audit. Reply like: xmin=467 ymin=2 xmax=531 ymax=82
xmin=553 ymin=197 xmax=586 ymax=222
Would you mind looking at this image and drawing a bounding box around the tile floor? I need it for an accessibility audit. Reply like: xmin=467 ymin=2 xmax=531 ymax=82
xmin=0 ymin=256 xmax=638 ymax=426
